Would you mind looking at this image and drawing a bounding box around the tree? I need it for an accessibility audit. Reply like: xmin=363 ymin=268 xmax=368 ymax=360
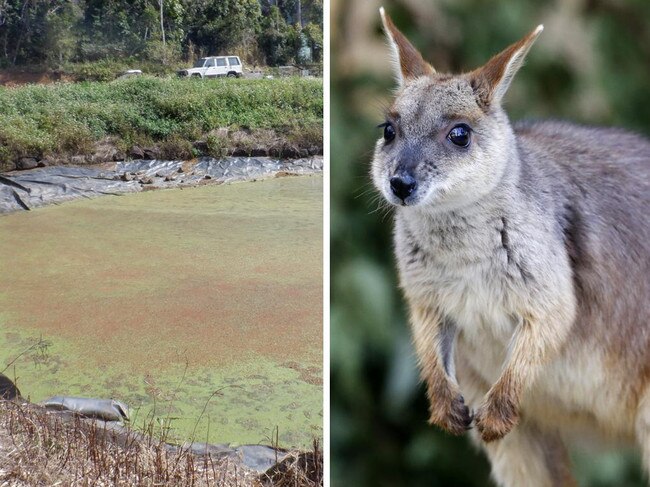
xmin=0 ymin=0 xmax=319 ymax=68
xmin=158 ymin=0 xmax=164 ymax=48
xmin=45 ymin=1 xmax=82 ymax=66
xmin=183 ymin=0 xmax=261 ymax=58
xmin=301 ymin=0 xmax=321 ymax=26
xmin=0 ymin=0 xmax=75 ymax=65
xmin=303 ymin=22 xmax=321 ymax=63
xmin=258 ymin=5 xmax=291 ymax=66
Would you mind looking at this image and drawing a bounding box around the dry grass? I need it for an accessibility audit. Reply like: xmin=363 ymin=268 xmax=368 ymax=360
xmin=0 ymin=401 xmax=323 ymax=486
xmin=258 ymin=441 xmax=322 ymax=487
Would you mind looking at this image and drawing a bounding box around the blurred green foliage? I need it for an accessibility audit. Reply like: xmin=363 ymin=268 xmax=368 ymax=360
xmin=330 ymin=0 xmax=650 ymax=485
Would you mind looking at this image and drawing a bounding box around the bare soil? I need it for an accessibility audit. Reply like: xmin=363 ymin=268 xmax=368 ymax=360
xmin=0 ymin=68 xmax=73 ymax=87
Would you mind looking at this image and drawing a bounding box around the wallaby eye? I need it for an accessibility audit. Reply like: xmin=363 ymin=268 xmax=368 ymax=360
xmin=378 ymin=122 xmax=396 ymax=143
xmin=447 ymin=124 xmax=471 ymax=148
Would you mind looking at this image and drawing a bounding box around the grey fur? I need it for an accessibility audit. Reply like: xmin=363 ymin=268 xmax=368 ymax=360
xmin=373 ymin=15 xmax=650 ymax=487
xmin=439 ymin=316 xmax=459 ymax=379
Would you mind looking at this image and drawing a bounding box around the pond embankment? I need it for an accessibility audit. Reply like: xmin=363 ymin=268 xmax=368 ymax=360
xmin=0 ymin=76 xmax=323 ymax=172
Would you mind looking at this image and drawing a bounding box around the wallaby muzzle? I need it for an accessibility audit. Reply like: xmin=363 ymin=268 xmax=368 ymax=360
xmin=390 ymin=172 xmax=417 ymax=201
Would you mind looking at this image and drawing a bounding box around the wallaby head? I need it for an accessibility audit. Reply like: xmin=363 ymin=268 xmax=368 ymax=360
xmin=372 ymin=7 xmax=543 ymax=211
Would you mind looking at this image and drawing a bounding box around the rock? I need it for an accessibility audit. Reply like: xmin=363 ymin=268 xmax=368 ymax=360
xmin=281 ymin=146 xmax=301 ymax=159
xmin=39 ymin=156 xmax=64 ymax=167
xmin=308 ymin=145 xmax=321 ymax=156
xmin=204 ymin=174 xmax=212 ymax=180
xmin=0 ymin=374 xmax=21 ymax=400
xmin=129 ymin=146 xmax=145 ymax=159
xmin=70 ymin=155 xmax=87 ymax=165
xmin=91 ymin=139 xmax=120 ymax=163
xmin=164 ymin=175 xmax=176 ymax=182
xmin=232 ymin=147 xmax=249 ymax=157
xmin=250 ymin=147 xmax=268 ymax=157
xmin=140 ymin=177 xmax=153 ymax=185
xmin=16 ymin=157 xmax=39 ymax=170
xmin=193 ymin=140 xmax=208 ymax=153
xmin=89 ymin=154 xmax=107 ymax=164
xmin=120 ymin=172 xmax=133 ymax=182
xmin=142 ymin=148 xmax=159 ymax=160
xmin=113 ymin=151 xmax=126 ymax=162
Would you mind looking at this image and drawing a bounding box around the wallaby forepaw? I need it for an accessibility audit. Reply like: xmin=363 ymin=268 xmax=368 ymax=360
xmin=429 ymin=393 xmax=473 ymax=436
xmin=474 ymin=395 xmax=519 ymax=442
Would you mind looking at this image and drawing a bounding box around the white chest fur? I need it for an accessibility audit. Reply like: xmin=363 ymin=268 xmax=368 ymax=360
xmin=395 ymin=207 xmax=523 ymax=344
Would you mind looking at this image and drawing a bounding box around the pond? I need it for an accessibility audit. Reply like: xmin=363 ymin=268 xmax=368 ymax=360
xmin=0 ymin=175 xmax=322 ymax=448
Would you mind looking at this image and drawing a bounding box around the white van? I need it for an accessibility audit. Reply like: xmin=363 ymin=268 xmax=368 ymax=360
xmin=178 ymin=56 xmax=243 ymax=78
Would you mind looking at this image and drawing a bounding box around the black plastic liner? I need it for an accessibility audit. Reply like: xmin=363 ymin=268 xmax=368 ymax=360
xmin=0 ymin=156 xmax=322 ymax=214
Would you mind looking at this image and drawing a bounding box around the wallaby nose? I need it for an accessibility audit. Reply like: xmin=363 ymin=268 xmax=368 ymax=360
xmin=390 ymin=174 xmax=417 ymax=201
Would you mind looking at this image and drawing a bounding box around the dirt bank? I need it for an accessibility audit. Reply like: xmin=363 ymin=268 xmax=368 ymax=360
xmin=0 ymin=76 xmax=323 ymax=173
xmin=4 ymin=131 xmax=322 ymax=173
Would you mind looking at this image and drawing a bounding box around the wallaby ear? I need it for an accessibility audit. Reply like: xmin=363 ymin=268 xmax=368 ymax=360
xmin=471 ymin=25 xmax=543 ymax=106
xmin=380 ymin=7 xmax=435 ymax=86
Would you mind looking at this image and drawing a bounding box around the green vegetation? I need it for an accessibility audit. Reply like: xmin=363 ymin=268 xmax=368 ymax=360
xmin=331 ymin=0 xmax=650 ymax=486
xmin=0 ymin=76 xmax=322 ymax=169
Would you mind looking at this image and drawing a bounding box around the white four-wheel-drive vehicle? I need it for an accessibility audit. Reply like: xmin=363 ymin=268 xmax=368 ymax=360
xmin=177 ymin=56 xmax=243 ymax=78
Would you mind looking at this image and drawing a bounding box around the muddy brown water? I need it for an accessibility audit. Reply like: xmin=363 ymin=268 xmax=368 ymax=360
xmin=0 ymin=175 xmax=322 ymax=448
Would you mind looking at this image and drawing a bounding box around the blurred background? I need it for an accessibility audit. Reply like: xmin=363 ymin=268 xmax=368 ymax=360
xmin=330 ymin=0 xmax=650 ymax=485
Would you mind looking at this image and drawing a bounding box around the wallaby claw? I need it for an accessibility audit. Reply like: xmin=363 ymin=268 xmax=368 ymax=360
xmin=474 ymin=396 xmax=519 ymax=442
xmin=430 ymin=393 xmax=473 ymax=436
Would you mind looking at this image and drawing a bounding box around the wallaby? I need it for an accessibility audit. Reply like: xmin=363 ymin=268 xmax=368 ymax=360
xmin=373 ymin=8 xmax=650 ymax=486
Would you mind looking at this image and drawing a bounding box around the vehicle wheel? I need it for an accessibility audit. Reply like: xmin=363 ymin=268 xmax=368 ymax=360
xmin=227 ymin=72 xmax=236 ymax=78
xmin=192 ymin=74 xmax=202 ymax=78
